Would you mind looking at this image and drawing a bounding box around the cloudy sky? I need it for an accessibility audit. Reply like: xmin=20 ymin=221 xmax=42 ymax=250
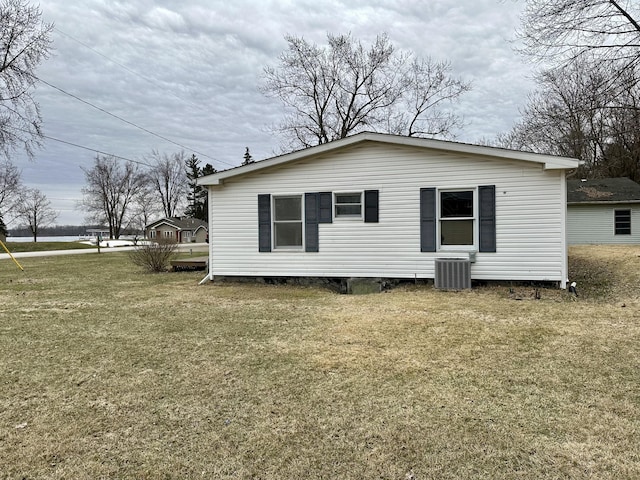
xmin=13 ymin=0 xmax=534 ymax=226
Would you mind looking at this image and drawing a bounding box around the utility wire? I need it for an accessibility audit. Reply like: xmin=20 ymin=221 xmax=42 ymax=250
xmin=8 ymin=124 xmax=150 ymax=166
xmin=51 ymin=27 xmax=236 ymax=169
xmin=40 ymin=133 xmax=152 ymax=167
xmin=35 ymin=76 xmax=234 ymax=168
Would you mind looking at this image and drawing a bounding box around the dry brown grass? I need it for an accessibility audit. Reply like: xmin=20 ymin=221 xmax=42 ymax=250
xmin=0 ymin=245 xmax=639 ymax=478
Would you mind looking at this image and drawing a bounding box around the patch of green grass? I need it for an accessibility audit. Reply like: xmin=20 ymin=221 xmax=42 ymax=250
xmin=3 ymin=241 xmax=95 ymax=253
xmin=0 ymin=247 xmax=639 ymax=478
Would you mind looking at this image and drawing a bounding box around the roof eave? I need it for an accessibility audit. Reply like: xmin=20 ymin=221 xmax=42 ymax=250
xmin=197 ymin=132 xmax=580 ymax=185
xmin=568 ymin=200 xmax=640 ymax=205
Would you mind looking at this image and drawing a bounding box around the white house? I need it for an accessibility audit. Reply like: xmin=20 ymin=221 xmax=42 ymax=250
xmin=198 ymin=132 xmax=579 ymax=288
xmin=567 ymin=177 xmax=640 ymax=245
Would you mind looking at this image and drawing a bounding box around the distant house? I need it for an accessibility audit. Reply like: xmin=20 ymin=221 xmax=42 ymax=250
xmin=198 ymin=132 xmax=580 ymax=288
xmin=567 ymin=177 xmax=640 ymax=245
xmin=145 ymin=217 xmax=208 ymax=243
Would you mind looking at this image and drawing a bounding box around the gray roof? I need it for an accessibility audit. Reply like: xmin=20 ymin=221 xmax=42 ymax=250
xmin=567 ymin=177 xmax=640 ymax=204
xmin=146 ymin=217 xmax=208 ymax=231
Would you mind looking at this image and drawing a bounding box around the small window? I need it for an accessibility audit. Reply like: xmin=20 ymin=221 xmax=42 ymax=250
xmin=149 ymin=230 xmax=156 ymax=239
xmin=335 ymin=192 xmax=362 ymax=218
xmin=273 ymin=196 xmax=303 ymax=248
xmin=615 ymin=209 xmax=631 ymax=235
xmin=163 ymin=231 xmax=173 ymax=238
xmin=440 ymin=190 xmax=474 ymax=246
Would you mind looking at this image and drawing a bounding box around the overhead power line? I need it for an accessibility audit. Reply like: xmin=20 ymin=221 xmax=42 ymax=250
xmin=40 ymin=133 xmax=151 ymax=167
xmin=35 ymin=76 xmax=234 ymax=168
xmin=8 ymin=124 xmax=148 ymax=166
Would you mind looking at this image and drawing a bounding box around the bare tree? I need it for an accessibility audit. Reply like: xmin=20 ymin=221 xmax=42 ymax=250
xmin=496 ymin=59 xmax=640 ymax=181
xmin=146 ymin=150 xmax=188 ymax=218
xmin=388 ymin=58 xmax=471 ymax=137
xmin=511 ymin=2 xmax=640 ymax=180
xmin=519 ymin=1 xmax=640 ymax=67
xmin=0 ymin=0 xmax=53 ymax=160
xmin=261 ymin=33 xmax=469 ymax=151
xmin=14 ymin=187 xmax=57 ymax=241
xmin=80 ymin=155 xmax=145 ymax=239
xmin=129 ymin=183 xmax=160 ymax=237
xmin=0 ymin=158 xmax=22 ymax=217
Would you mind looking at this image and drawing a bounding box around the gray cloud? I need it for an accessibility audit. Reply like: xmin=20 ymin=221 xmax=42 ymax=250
xmin=11 ymin=0 xmax=532 ymax=226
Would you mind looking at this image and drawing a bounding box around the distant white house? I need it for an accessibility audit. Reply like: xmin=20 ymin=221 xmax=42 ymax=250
xmin=567 ymin=177 xmax=640 ymax=245
xmin=198 ymin=132 xmax=579 ymax=288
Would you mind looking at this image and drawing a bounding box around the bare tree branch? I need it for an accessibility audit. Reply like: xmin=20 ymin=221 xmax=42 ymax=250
xmin=0 ymin=0 xmax=53 ymax=160
xmin=80 ymin=155 xmax=145 ymax=239
xmin=145 ymin=150 xmax=188 ymax=219
xmin=14 ymin=187 xmax=57 ymax=241
xmin=261 ymin=33 xmax=469 ymax=151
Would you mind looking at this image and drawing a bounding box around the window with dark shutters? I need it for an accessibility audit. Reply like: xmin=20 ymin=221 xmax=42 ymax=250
xmin=420 ymin=188 xmax=436 ymax=252
xmin=258 ymin=194 xmax=271 ymax=252
xmin=319 ymin=192 xmax=333 ymax=223
xmin=305 ymin=193 xmax=319 ymax=252
xmin=364 ymin=190 xmax=379 ymax=223
xmin=478 ymin=185 xmax=496 ymax=252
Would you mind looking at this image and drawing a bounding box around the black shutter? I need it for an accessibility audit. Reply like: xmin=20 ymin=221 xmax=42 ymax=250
xmin=258 ymin=194 xmax=271 ymax=252
xmin=319 ymin=192 xmax=332 ymax=223
xmin=305 ymin=193 xmax=319 ymax=252
xmin=364 ymin=190 xmax=379 ymax=223
xmin=479 ymin=185 xmax=496 ymax=252
xmin=420 ymin=188 xmax=436 ymax=252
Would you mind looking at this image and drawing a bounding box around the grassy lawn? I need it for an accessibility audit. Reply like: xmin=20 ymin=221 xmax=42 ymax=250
xmin=3 ymin=241 xmax=96 ymax=253
xmin=0 ymin=246 xmax=639 ymax=479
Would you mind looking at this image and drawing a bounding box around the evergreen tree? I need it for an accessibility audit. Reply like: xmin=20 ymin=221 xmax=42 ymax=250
xmin=0 ymin=213 xmax=7 ymax=239
xmin=185 ymin=154 xmax=202 ymax=219
xmin=184 ymin=155 xmax=216 ymax=221
xmin=199 ymin=163 xmax=216 ymax=221
xmin=242 ymin=147 xmax=254 ymax=165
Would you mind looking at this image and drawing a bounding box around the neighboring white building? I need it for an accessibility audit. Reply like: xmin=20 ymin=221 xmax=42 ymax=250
xmin=198 ymin=132 xmax=579 ymax=288
xmin=567 ymin=177 xmax=640 ymax=245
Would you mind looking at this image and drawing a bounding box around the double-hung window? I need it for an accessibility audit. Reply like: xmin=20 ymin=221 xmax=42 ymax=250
xmin=335 ymin=192 xmax=362 ymax=218
xmin=421 ymin=185 xmax=494 ymax=253
xmin=273 ymin=195 xmax=303 ymax=248
xmin=440 ymin=190 xmax=474 ymax=246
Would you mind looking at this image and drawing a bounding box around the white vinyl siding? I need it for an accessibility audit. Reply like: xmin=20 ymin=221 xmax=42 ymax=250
xmin=568 ymin=204 xmax=640 ymax=244
xmin=208 ymin=142 xmax=568 ymax=284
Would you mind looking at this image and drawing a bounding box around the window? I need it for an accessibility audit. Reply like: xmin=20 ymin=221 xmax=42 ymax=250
xmin=615 ymin=209 xmax=631 ymax=235
xmin=163 ymin=230 xmax=173 ymax=238
xmin=273 ymin=195 xmax=303 ymax=248
xmin=440 ymin=190 xmax=474 ymax=246
xmin=335 ymin=192 xmax=362 ymax=218
xmin=149 ymin=230 xmax=156 ymax=239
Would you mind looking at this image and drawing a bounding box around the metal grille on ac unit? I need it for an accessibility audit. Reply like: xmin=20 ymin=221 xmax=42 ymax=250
xmin=434 ymin=258 xmax=471 ymax=290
